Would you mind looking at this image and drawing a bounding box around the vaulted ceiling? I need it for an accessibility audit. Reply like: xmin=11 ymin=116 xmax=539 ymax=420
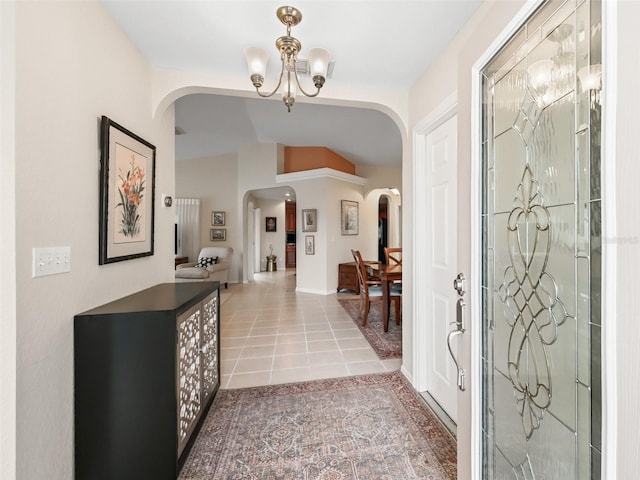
xmin=101 ymin=1 xmax=483 ymax=166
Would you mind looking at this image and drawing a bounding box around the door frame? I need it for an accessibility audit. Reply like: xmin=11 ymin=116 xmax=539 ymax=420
xmin=469 ymin=0 xmax=618 ymax=478
xmin=411 ymin=91 xmax=457 ymax=393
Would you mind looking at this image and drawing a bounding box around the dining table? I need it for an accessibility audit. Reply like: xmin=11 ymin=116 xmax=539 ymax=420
xmin=367 ymin=262 xmax=402 ymax=332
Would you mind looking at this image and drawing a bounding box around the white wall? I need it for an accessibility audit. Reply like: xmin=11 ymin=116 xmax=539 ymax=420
xmin=175 ymin=153 xmax=242 ymax=282
xmin=291 ymin=177 xmax=335 ymax=294
xmin=357 ymin=164 xmax=402 ymax=193
xmin=237 ymin=143 xmax=281 ymax=194
xmin=325 ymin=179 xmax=367 ymax=286
xmin=1 ymin=2 xmax=17 ymax=478
xmin=13 ymin=2 xmax=174 ymax=477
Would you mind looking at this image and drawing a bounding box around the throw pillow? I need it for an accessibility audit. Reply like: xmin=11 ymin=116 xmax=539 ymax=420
xmin=196 ymin=256 xmax=217 ymax=268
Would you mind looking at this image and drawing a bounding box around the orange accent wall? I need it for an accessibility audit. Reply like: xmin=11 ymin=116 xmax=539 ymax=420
xmin=284 ymin=147 xmax=356 ymax=175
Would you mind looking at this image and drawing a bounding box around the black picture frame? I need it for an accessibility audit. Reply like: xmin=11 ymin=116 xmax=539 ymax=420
xmin=266 ymin=216 xmax=277 ymax=232
xmin=99 ymin=116 xmax=156 ymax=264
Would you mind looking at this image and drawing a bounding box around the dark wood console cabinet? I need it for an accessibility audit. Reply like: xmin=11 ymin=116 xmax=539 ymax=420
xmin=338 ymin=262 xmax=359 ymax=293
xmin=74 ymin=282 xmax=221 ymax=479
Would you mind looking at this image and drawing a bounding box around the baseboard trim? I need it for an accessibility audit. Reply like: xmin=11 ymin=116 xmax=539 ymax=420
xmin=295 ymin=287 xmax=333 ymax=295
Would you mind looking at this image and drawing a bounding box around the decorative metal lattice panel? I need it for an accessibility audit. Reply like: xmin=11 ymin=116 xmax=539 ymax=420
xmin=201 ymin=292 xmax=219 ymax=399
xmin=177 ymin=305 xmax=202 ymax=455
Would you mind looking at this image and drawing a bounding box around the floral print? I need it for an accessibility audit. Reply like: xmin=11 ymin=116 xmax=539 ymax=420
xmin=116 ymin=155 xmax=145 ymax=238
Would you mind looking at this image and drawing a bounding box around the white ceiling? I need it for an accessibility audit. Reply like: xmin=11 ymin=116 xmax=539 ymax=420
xmin=101 ymin=0 xmax=484 ymax=166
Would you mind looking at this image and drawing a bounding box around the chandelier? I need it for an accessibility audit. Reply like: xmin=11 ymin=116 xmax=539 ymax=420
xmin=243 ymin=6 xmax=330 ymax=112
xmin=526 ymin=24 xmax=603 ymax=108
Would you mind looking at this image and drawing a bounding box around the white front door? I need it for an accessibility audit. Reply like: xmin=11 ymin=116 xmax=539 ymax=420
xmin=253 ymin=207 xmax=261 ymax=274
xmin=422 ymin=114 xmax=459 ymax=422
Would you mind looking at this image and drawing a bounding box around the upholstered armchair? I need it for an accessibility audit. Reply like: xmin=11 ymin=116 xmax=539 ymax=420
xmin=175 ymin=247 xmax=233 ymax=288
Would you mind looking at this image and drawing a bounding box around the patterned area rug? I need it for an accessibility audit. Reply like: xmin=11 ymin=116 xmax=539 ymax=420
xmin=179 ymin=372 xmax=456 ymax=479
xmin=338 ymin=298 xmax=402 ymax=359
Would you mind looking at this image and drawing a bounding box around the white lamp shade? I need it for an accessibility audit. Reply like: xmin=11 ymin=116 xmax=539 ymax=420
xmin=281 ymin=76 xmax=297 ymax=99
xmin=244 ymin=47 xmax=269 ymax=77
xmin=527 ymin=59 xmax=553 ymax=93
xmin=308 ymin=48 xmax=330 ymax=77
xmin=577 ymin=64 xmax=602 ymax=92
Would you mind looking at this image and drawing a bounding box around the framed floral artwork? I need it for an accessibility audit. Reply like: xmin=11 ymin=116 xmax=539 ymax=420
xmin=341 ymin=200 xmax=358 ymax=235
xmin=99 ymin=116 xmax=156 ymax=264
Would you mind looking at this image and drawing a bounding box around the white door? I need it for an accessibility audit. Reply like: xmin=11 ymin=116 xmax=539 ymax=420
xmin=247 ymin=202 xmax=255 ymax=279
xmin=424 ymin=115 xmax=459 ymax=422
xmin=253 ymin=207 xmax=261 ymax=273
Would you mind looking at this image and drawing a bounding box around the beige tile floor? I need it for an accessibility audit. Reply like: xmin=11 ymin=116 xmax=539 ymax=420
xmin=220 ymin=269 xmax=402 ymax=389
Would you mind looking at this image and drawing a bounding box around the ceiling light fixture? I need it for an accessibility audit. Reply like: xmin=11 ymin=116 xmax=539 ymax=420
xmin=577 ymin=64 xmax=602 ymax=92
xmin=527 ymin=24 xmax=576 ymax=107
xmin=244 ymin=6 xmax=330 ymax=112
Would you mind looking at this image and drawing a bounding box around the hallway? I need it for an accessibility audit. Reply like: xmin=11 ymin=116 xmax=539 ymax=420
xmin=220 ymin=270 xmax=402 ymax=389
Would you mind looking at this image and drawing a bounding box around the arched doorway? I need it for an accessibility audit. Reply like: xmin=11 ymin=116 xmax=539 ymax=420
xmin=243 ymin=186 xmax=297 ymax=281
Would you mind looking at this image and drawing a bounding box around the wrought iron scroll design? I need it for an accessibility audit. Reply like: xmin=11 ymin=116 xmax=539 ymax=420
xmin=498 ymin=165 xmax=572 ymax=439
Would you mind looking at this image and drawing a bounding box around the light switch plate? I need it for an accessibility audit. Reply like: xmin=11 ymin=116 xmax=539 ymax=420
xmin=33 ymin=247 xmax=71 ymax=277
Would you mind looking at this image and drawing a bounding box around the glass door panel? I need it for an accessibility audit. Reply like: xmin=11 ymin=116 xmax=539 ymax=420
xmin=481 ymin=1 xmax=602 ymax=478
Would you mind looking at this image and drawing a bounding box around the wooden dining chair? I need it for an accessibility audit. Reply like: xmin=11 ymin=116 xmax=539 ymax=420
xmin=384 ymin=247 xmax=402 ymax=266
xmin=351 ymin=249 xmax=401 ymax=328
xmin=384 ymin=247 xmax=403 ymax=294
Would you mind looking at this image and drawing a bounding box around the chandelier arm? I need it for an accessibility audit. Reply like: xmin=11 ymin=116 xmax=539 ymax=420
xmin=255 ymin=60 xmax=286 ymax=98
xmin=293 ymin=65 xmax=321 ymax=98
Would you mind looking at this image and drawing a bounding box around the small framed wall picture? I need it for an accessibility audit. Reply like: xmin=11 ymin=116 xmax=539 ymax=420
xmin=210 ymin=228 xmax=226 ymax=241
xmin=341 ymin=200 xmax=359 ymax=235
xmin=266 ymin=216 xmax=277 ymax=232
xmin=212 ymin=211 xmax=225 ymax=226
xmin=301 ymin=209 xmax=317 ymax=232
xmin=305 ymin=235 xmax=315 ymax=255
